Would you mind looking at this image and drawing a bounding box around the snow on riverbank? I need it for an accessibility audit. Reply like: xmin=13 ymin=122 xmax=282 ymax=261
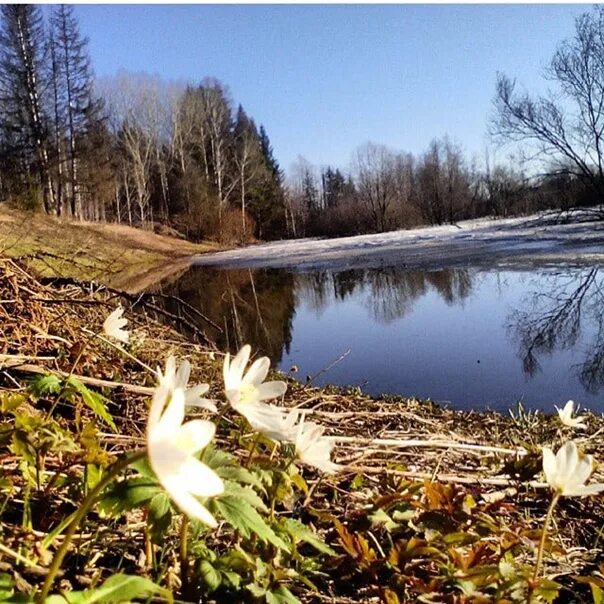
xmin=194 ymin=210 xmax=604 ymax=271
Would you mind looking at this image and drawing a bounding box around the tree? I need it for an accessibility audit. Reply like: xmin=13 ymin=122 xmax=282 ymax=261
xmin=51 ymin=4 xmax=100 ymax=218
xmin=354 ymin=142 xmax=398 ymax=232
xmin=492 ymin=7 xmax=604 ymax=208
xmin=0 ymin=4 xmax=55 ymax=212
xmin=233 ymin=106 xmax=263 ymax=235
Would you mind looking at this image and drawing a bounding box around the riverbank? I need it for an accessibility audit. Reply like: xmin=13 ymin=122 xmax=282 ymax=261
xmin=1 ymin=256 xmax=603 ymax=602
xmin=194 ymin=209 xmax=604 ymax=272
xmin=0 ymin=206 xmax=219 ymax=291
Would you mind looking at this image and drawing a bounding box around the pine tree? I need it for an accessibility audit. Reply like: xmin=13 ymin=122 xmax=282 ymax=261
xmin=51 ymin=4 xmax=100 ymax=217
xmin=0 ymin=4 xmax=55 ymax=212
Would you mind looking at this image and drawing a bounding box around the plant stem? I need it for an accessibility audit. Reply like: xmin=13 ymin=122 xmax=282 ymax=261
xmin=84 ymin=328 xmax=156 ymax=374
xmin=179 ymin=515 xmax=189 ymax=596
xmin=303 ymin=474 xmax=325 ymax=508
xmin=532 ymin=493 xmax=560 ymax=590
xmin=245 ymin=432 xmax=262 ymax=468
xmin=36 ymin=449 xmax=147 ymax=603
xmin=47 ymin=333 xmax=96 ymax=419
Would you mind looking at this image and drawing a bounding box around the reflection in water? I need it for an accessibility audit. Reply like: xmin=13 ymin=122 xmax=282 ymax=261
xmin=152 ymin=268 xmax=296 ymax=364
xmin=508 ymin=268 xmax=604 ymax=393
xmin=149 ymin=262 xmax=604 ymax=410
xmin=296 ymin=268 xmax=473 ymax=323
xmin=153 ymin=265 xmax=474 ymax=358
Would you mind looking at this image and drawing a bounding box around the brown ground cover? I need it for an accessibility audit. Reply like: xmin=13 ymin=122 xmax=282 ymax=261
xmin=0 ymin=257 xmax=603 ymax=602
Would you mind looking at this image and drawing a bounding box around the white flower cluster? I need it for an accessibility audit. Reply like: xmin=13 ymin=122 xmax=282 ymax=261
xmin=145 ymin=345 xmax=341 ymax=527
xmin=103 ymin=307 xmax=604 ymax=532
xmin=542 ymin=399 xmax=604 ymax=497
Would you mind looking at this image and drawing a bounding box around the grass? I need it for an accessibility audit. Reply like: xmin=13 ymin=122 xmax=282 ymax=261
xmin=0 ymin=206 xmax=219 ymax=291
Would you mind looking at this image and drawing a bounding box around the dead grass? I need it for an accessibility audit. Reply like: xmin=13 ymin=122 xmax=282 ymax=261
xmin=0 ymin=206 xmax=219 ymax=291
xmin=1 ymin=257 xmax=603 ymax=602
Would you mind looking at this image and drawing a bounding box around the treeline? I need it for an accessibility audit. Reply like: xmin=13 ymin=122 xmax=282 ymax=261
xmin=287 ymin=140 xmax=600 ymax=239
xmin=1 ymin=4 xmax=603 ymax=244
xmin=0 ymin=5 xmax=287 ymax=242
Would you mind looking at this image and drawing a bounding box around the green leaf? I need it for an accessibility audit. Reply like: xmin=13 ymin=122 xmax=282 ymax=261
xmin=147 ymin=492 xmax=172 ymax=542
xmin=224 ymin=480 xmax=268 ymax=512
xmin=45 ymin=573 xmax=172 ymax=603
xmin=591 ymin=583 xmax=603 ymax=604
xmin=533 ymin=578 xmax=561 ymax=603
xmin=266 ymin=585 xmax=300 ymax=604
xmin=67 ymin=378 xmax=116 ymax=431
xmin=97 ymin=476 xmax=161 ymax=516
xmin=212 ymin=495 xmax=288 ymax=551
xmin=0 ymin=574 xmax=14 ymax=600
xmin=28 ymin=374 xmax=61 ymax=398
xmin=218 ymin=465 xmax=265 ymax=492
xmin=282 ymin=518 xmax=336 ymax=556
xmin=199 ymin=560 xmax=222 ymax=593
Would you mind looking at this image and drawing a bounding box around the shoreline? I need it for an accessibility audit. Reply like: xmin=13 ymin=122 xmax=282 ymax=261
xmin=193 ymin=211 xmax=604 ymax=272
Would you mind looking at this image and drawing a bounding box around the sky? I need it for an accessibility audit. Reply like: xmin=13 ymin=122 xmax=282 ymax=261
xmin=73 ymin=4 xmax=587 ymax=175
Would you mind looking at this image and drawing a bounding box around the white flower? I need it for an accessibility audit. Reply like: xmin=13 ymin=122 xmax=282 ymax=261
xmin=223 ymin=345 xmax=287 ymax=433
xmin=555 ymin=400 xmax=587 ymax=430
xmin=147 ymin=385 xmax=224 ymax=527
xmin=542 ymin=441 xmax=604 ymax=497
xmin=158 ymin=356 xmax=216 ymax=413
xmin=244 ymin=404 xmax=300 ymax=442
xmin=102 ymin=307 xmax=129 ymax=344
xmin=294 ymin=415 xmax=341 ymax=474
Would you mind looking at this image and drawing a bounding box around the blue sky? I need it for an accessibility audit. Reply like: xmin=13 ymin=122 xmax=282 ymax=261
xmin=74 ymin=4 xmax=586 ymax=174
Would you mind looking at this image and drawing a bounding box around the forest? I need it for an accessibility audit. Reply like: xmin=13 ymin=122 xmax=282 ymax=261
xmin=1 ymin=4 xmax=604 ymax=245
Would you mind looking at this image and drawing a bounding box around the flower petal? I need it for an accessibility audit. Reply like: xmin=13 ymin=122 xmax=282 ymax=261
xmin=242 ymin=357 xmax=270 ymax=386
xmin=256 ymin=380 xmax=287 ymax=401
xmin=158 ymin=388 xmax=186 ymax=433
xmin=542 ymin=447 xmax=557 ymax=487
xmin=565 ymin=482 xmax=604 ymax=497
xmin=163 ymin=479 xmax=219 ymax=527
xmin=177 ymin=457 xmax=224 ymax=497
xmin=175 ymin=419 xmax=216 ymax=455
xmin=226 ymin=345 xmax=251 ymax=389
xmin=176 ymin=359 xmax=191 ymax=389
xmin=148 ymin=385 xmax=170 ymax=430
xmin=565 ymin=455 xmax=594 ymax=491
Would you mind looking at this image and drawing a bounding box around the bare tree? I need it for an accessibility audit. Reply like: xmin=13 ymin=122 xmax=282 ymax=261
xmin=100 ymin=72 xmax=174 ymax=226
xmin=492 ymin=7 xmax=604 ymax=208
xmin=354 ymin=142 xmax=397 ymax=232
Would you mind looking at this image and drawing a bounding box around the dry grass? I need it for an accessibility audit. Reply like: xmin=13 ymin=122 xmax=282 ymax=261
xmin=0 ymin=206 xmax=219 ymax=291
xmin=1 ymin=257 xmax=604 ymax=602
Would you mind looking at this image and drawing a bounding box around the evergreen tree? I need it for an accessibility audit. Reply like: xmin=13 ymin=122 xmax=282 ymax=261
xmin=51 ymin=4 xmax=101 ymax=217
xmin=0 ymin=4 xmax=55 ymax=212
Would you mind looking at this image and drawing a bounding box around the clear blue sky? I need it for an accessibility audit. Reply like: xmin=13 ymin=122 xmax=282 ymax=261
xmin=74 ymin=4 xmax=586 ymax=174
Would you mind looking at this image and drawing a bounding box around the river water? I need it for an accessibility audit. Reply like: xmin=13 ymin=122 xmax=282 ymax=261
xmin=153 ymin=262 xmax=604 ymax=412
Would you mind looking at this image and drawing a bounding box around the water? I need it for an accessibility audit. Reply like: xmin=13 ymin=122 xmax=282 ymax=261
xmin=153 ymin=263 xmax=604 ymax=412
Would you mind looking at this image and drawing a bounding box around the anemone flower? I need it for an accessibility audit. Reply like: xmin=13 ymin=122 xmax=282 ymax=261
xmin=147 ymin=385 xmax=224 ymax=527
xmin=223 ymin=345 xmax=288 ymax=433
xmin=294 ymin=415 xmax=341 ymax=474
xmin=102 ymin=307 xmax=129 ymax=344
xmin=555 ymin=400 xmax=587 ymax=430
xmin=542 ymin=441 xmax=604 ymax=497
xmin=158 ymin=356 xmax=216 ymax=413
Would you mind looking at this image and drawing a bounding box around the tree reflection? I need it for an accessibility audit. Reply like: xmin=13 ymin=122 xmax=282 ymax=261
xmin=152 ymin=266 xmax=296 ymax=364
xmin=508 ymin=268 xmax=604 ymax=392
xmin=150 ymin=264 xmax=475 ymax=365
xmin=296 ymin=266 xmax=474 ymax=323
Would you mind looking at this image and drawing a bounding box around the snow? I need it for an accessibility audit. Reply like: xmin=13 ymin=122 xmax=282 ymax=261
xmin=193 ymin=210 xmax=604 ymax=272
